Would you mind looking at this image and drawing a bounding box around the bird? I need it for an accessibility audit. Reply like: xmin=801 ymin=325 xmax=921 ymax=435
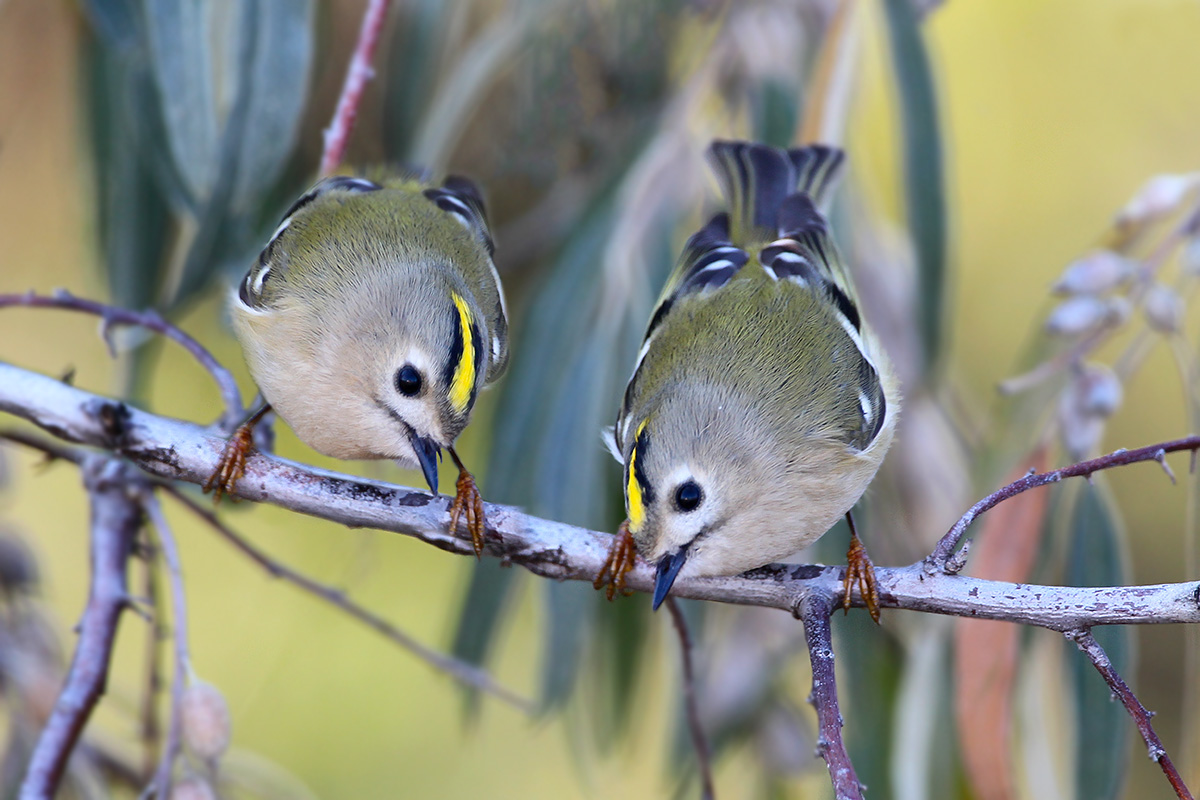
xmin=204 ymin=172 xmax=508 ymax=555
xmin=595 ymin=140 xmax=899 ymax=618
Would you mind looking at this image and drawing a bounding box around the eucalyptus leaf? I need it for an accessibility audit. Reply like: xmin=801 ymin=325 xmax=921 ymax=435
xmin=229 ymin=0 xmax=316 ymax=211
xmin=882 ymin=0 xmax=946 ymax=370
xmin=142 ymin=0 xmax=219 ymax=205
xmin=83 ymin=0 xmax=142 ymax=51
xmin=1064 ymin=480 xmax=1131 ymax=800
xmin=84 ymin=32 xmax=170 ymax=312
xmin=165 ymin=0 xmax=258 ymax=310
xmin=384 ymin=0 xmax=451 ymax=162
xmin=834 ymin=609 xmax=903 ymax=800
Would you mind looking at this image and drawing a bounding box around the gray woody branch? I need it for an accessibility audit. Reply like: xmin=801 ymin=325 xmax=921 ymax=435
xmin=3 ymin=360 xmax=1200 ymax=629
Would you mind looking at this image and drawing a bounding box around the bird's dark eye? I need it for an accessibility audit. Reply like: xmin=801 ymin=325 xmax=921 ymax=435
xmin=395 ymin=365 xmax=423 ymax=396
xmin=674 ymin=480 xmax=703 ymax=512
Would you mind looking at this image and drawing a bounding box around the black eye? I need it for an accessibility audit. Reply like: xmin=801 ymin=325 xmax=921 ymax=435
xmin=395 ymin=365 xmax=423 ymax=396
xmin=674 ymin=480 xmax=703 ymax=512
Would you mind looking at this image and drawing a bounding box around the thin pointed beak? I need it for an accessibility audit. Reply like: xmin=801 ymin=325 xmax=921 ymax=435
xmin=652 ymin=548 xmax=689 ymax=611
xmin=409 ymin=432 xmax=442 ymax=495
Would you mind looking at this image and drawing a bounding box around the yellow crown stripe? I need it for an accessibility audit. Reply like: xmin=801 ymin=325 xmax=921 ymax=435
xmin=627 ymin=419 xmax=649 ymax=532
xmin=449 ymin=293 xmax=476 ymax=414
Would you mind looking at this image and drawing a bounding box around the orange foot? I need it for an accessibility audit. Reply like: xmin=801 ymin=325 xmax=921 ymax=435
xmin=447 ymin=447 xmax=487 ymax=557
xmin=593 ymin=520 xmax=636 ymax=601
xmin=202 ymin=405 xmax=271 ymax=502
xmin=843 ymin=511 xmax=881 ymax=623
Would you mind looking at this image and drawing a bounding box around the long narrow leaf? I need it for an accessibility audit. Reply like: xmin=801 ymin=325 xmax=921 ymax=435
xmin=882 ymin=0 xmax=946 ymax=369
xmin=1064 ymin=480 xmax=1131 ymax=800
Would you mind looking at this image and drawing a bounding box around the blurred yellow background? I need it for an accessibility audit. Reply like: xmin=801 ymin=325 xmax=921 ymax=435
xmin=2 ymin=0 xmax=1200 ymax=797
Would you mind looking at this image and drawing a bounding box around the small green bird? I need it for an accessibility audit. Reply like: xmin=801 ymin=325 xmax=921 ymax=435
xmin=209 ymin=173 xmax=508 ymax=553
xmin=597 ymin=141 xmax=899 ymax=615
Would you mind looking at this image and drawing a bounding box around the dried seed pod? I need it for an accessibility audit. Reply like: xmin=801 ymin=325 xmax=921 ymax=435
xmin=1181 ymin=237 xmax=1200 ymax=277
xmin=1058 ymin=386 xmax=1106 ymax=461
xmin=170 ymin=777 xmax=218 ymax=800
xmin=1076 ymin=363 xmax=1123 ymax=417
xmin=1053 ymin=250 xmax=1134 ymax=295
xmin=1045 ymin=296 xmax=1108 ymax=336
xmin=1116 ymin=173 xmax=1200 ymax=228
xmin=1144 ymin=283 xmax=1184 ymax=333
xmin=1105 ymin=295 xmax=1133 ymax=324
xmin=181 ymin=682 xmax=231 ymax=762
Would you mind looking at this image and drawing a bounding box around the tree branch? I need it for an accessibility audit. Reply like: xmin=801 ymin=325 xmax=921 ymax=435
xmin=20 ymin=455 xmax=141 ymax=800
xmin=140 ymin=492 xmax=191 ymax=798
xmin=319 ymin=0 xmax=392 ymax=176
xmin=1066 ymin=628 xmax=1195 ymax=800
xmin=0 ymin=291 xmax=243 ymax=427
xmin=665 ymin=597 xmax=715 ymax=800
xmin=798 ymin=591 xmax=862 ymax=800
xmin=3 ymin=361 xmax=1199 ymax=630
xmin=928 ymin=438 xmax=1200 ymax=573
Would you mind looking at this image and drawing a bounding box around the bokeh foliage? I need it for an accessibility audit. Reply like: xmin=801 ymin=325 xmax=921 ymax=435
xmin=2 ymin=0 xmax=1199 ymax=798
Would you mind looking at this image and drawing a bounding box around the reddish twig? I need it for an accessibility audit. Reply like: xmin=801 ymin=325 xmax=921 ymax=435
xmin=319 ymin=0 xmax=392 ymax=176
xmin=0 ymin=291 xmax=243 ymax=426
xmin=664 ymin=597 xmax=715 ymax=800
xmin=927 ymin=436 xmax=1200 ymax=573
xmin=161 ymin=485 xmax=534 ymax=713
xmin=797 ymin=592 xmax=863 ymax=800
xmin=1066 ymin=628 xmax=1194 ymax=800
xmin=20 ymin=456 xmax=141 ymax=800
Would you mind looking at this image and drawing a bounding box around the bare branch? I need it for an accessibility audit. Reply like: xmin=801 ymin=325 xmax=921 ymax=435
xmin=160 ymin=486 xmax=535 ymax=713
xmin=1066 ymin=629 xmax=1194 ymax=800
xmin=664 ymin=598 xmax=714 ymax=800
xmin=797 ymin=592 xmax=862 ymax=800
xmin=3 ymin=362 xmax=1199 ymax=631
xmin=319 ymin=0 xmax=392 ymax=176
xmin=928 ymin=438 xmax=1200 ymax=573
xmin=140 ymin=493 xmax=191 ymax=798
xmin=0 ymin=291 xmax=244 ymax=426
xmin=20 ymin=456 xmax=141 ymax=800
xmin=0 ymin=426 xmax=534 ymax=713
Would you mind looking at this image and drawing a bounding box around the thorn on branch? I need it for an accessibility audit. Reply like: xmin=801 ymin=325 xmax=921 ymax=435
xmin=1155 ymin=449 xmax=1177 ymax=484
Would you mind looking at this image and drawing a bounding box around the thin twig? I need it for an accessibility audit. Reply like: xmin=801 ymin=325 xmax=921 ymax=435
xmin=928 ymin=436 xmax=1200 ymax=573
xmin=664 ymin=597 xmax=715 ymax=800
xmin=797 ymin=592 xmax=863 ymax=800
xmin=0 ymin=291 xmax=243 ymax=426
xmin=4 ymin=376 xmax=1200 ymax=630
xmin=319 ymin=0 xmax=392 ymax=176
xmin=140 ymin=492 xmax=192 ymax=798
xmin=138 ymin=538 xmax=165 ymax=781
xmin=20 ymin=456 xmax=141 ymax=800
xmin=0 ymin=426 xmax=532 ymax=712
xmin=160 ymin=485 xmax=535 ymax=713
xmin=1066 ymin=628 xmax=1194 ymax=800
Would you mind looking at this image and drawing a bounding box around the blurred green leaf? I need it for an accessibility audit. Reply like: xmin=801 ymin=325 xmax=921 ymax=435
xmin=752 ymin=77 xmax=800 ymax=150
xmin=83 ymin=0 xmax=142 ymax=51
xmin=229 ymin=0 xmax=315 ymax=211
xmin=84 ymin=32 xmax=170 ymax=312
xmin=882 ymin=0 xmax=946 ymax=370
xmin=384 ymin=0 xmax=451 ymax=162
xmin=450 ymin=558 xmax=516 ymax=719
xmin=1063 ymin=480 xmax=1131 ymax=800
xmin=142 ymin=0 xmax=219 ymax=204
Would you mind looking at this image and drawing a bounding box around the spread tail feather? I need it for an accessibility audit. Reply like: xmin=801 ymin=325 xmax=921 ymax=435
xmin=706 ymin=140 xmax=845 ymax=246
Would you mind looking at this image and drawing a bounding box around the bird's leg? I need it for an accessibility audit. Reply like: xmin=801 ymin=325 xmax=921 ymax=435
xmin=203 ymin=403 xmax=272 ymax=502
xmin=593 ymin=520 xmax=637 ymax=601
xmin=447 ymin=447 xmax=487 ymax=557
xmin=843 ymin=510 xmax=881 ymax=623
